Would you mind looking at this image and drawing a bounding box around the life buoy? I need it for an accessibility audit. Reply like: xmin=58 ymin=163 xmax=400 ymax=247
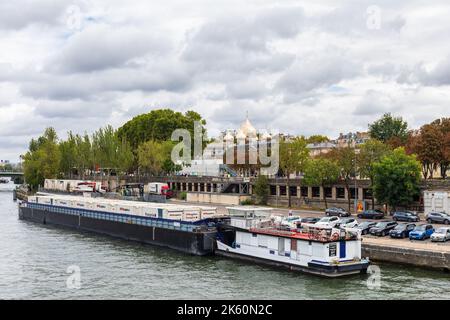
xmin=331 ymin=232 xmax=340 ymax=241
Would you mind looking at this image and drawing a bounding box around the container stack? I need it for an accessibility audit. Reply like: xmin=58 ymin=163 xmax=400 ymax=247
xmin=29 ymin=194 xmax=220 ymax=222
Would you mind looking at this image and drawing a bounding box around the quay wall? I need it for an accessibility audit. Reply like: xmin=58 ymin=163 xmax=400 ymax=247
xmin=362 ymin=244 xmax=450 ymax=271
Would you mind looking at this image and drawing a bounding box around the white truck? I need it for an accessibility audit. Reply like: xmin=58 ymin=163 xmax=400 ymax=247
xmin=147 ymin=182 xmax=173 ymax=198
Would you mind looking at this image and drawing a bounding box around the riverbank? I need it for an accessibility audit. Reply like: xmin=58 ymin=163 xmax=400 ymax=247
xmin=362 ymin=237 xmax=450 ymax=272
xmin=172 ymin=199 xmax=450 ymax=272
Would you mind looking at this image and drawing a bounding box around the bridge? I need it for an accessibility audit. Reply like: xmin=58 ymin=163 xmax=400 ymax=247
xmin=0 ymin=171 xmax=24 ymax=184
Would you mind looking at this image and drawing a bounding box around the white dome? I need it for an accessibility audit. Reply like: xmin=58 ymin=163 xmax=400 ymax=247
xmin=261 ymin=132 xmax=271 ymax=140
xmin=236 ymin=130 xmax=246 ymax=140
xmin=239 ymin=117 xmax=257 ymax=137
xmin=224 ymin=131 xmax=234 ymax=141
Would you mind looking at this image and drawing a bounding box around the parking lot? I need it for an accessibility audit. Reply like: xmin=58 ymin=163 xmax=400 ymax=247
xmin=171 ymin=199 xmax=450 ymax=248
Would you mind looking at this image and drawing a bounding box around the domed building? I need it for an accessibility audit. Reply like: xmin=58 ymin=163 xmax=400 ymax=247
xmin=177 ymin=114 xmax=273 ymax=177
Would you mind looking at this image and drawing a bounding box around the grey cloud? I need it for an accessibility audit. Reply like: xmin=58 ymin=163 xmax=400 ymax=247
xmin=35 ymin=99 xmax=119 ymax=119
xmin=353 ymin=90 xmax=399 ymax=115
xmin=418 ymin=56 xmax=450 ymax=86
xmin=276 ymin=51 xmax=361 ymax=99
xmin=0 ymin=1 xmax=71 ymax=29
xmin=181 ymin=6 xmax=302 ymax=77
xmin=20 ymin=64 xmax=191 ymax=100
xmin=225 ymin=79 xmax=268 ymax=100
xmin=49 ymin=25 xmax=171 ymax=73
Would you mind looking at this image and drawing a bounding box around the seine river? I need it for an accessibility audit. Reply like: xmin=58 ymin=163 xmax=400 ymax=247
xmin=0 ymin=190 xmax=449 ymax=300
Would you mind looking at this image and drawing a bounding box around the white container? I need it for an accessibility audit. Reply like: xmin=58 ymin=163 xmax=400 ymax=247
xmin=142 ymin=206 xmax=158 ymax=218
xmin=37 ymin=196 xmax=52 ymax=205
xmin=200 ymin=207 xmax=217 ymax=219
xmin=166 ymin=209 xmax=183 ymax=220
xmin=54 ymin=198 xmax=72 ymax=207
xmin=182 ymin=207 xmax=201 ymax=221
xmin=116 ymin=203 xmax=140 ymax=216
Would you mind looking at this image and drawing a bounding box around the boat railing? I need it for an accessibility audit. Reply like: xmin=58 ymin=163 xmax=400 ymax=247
xmin=249 ymin=225 xmax=360 ymax=242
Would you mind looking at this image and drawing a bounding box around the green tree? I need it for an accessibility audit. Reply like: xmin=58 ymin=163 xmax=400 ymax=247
xmin=328 ymin=147 xmax=357 ymax=211
xmin=253 ymin=175 xmax=269 ymax=205
xmin=279 ymin=137 xmax=310 ymax=207
xmin=138 ymin=140 xmax=176 ymax=176
xmin=358 ymin=139 xmax=391 ymax=209
xmin=303 ymin=158 xmax=340 ymax=209
xmin=372 ymin=147 xmax=421 ymax=212
xmin=23 ymin=127 xmax=61 ymax=189
xmin=117 ymin=109 xmax=207 ymax=153
xmin=59 ymin=132 xmax=77 ymax=178
xmin=306 ymin=135 xmax=330 ymax=144
xmin=369 ymin=113 xmax=408 ymax=145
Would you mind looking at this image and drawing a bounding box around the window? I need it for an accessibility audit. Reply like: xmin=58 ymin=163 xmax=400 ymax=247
xmin=301 ymin=187 xmax=308 ymax=197
xmin=312 ymin=187 xmax=320 ymax=198
xmin=336 ymin=187 xmax=345 ymax=199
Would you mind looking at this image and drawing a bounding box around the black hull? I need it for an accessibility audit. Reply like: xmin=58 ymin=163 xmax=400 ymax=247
xmin=19 ymin=207 xmax=216 ymax=256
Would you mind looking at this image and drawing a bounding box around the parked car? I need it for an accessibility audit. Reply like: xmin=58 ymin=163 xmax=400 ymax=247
xmin=426 ymin=212 xmax=450 ymax=225
xmin=355 ymin=221 xmax=377 ymax=235
xmin=357 ymin=209 xmax=385 ymax=219
xmin=392 ymin=211 xmax=420 ymax=222
xmin=296 ymin=217 xmax=320 ymax=228
xmin=315 ymin=216 xmax=341 ymax=228
xmin=389 ymin=223 xmax=416 ymax=238
xmin=338 ymin=218 xmax=358 ymax=228
xmin=325 ymin=207 xmax=350 ymax=217
xmin=409 ymin=224 xmax=435 ymax=240
xmin=430 ymin=227 xmax=450 ymax=242
xmin=369 ymin=221 xmax=398 ymax=236
xmin=280 ymin=216 xmax=302 ymax=229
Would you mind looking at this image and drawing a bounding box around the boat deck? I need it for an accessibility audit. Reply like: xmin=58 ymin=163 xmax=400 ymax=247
xmin=249 ymin=226 xmax=359 ymax=243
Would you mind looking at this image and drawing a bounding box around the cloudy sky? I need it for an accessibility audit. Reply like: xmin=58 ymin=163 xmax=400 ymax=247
xmin=1 ymin=0 xmax=450 ymax=162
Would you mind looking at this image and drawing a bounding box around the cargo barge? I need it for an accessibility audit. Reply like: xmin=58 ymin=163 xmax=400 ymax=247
xmin=216 ymin=207 xmax=370 ymax=277
xmin=19 ymin=194 xmax=220 ymax=256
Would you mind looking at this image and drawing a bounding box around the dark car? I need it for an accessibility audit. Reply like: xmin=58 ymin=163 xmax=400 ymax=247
xmin=325 ymin=207 xmax=350 ymax=217
xmin=392 ymin=211 xmax=420 ymax=222
xmin=389 ymin=223 xmax=416 ymax=238
xmin=369 ymin=221 xmax=398 ymax=236
xmin=426 ymin=212 xmax=450 ymax=225
xmin=357 ymin=209 xmax=385 ymax=219
xmin=355 ymin=221 xmax=377 ymax=235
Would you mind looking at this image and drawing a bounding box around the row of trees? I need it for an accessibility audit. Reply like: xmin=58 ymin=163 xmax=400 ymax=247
xmin=23 ymin=109 xmax=207 ymax=189
xmin=256 ymin=113 xmax=425 ymax=211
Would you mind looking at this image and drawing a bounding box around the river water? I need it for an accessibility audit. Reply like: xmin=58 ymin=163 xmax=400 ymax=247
xmin=0 ymin=191 xmax=449 ymax=300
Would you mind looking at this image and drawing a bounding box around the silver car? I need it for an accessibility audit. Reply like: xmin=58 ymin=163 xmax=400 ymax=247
xmin=430 ymin=227 xmax=450 ymax=242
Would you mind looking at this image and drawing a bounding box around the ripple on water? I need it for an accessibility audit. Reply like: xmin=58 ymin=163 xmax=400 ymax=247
xmin=0 ymin=192 xmax=449 ymax=299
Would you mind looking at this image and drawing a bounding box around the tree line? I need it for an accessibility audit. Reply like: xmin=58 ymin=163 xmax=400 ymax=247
xmin=23 ymin=109 xmax=206 ymax=189
xmin=256 ymin=113 xmax=447 ymax=211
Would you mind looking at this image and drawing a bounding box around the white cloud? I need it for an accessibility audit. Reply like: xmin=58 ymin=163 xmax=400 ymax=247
xmin=1 ymin=1 xmax=450 ymax=162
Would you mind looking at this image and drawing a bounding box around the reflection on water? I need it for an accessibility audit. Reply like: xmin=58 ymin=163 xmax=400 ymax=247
xmin=0 ymin=191 xmax=449 ymax=299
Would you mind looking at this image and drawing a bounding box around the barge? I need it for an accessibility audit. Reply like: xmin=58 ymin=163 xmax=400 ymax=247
xmin=19 ymin=194 xmax=220 ymax=256
xmin=216 ymin=207 xmax=370 ymax=277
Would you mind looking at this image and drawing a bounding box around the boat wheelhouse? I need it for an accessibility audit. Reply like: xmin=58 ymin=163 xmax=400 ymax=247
xmin=216 ymin=207 xmax=369 ymax=277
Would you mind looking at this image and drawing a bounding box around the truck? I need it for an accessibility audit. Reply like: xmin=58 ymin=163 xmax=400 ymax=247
xmin=147 ymin=182 xmax=173 ymax=199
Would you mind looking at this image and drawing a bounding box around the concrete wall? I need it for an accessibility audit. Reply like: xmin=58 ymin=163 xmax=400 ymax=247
xmin=186 ymin=192 xmax=251 ymax=205
xmin=362 ymin=244 xmax=450 ymax=271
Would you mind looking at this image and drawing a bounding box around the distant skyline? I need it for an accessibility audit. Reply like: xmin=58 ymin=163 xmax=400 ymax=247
xmin=1 ymin=1 xmax=450 ymax=162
